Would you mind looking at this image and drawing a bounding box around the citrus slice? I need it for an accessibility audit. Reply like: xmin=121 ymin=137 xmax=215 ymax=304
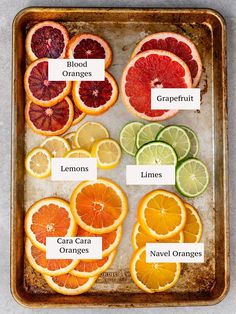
xmin=131 ymin=32 xmax=202 ymax=87
xmin=71 ymin=250 xmax=116 ymax=278
xmin=121 ymin=50 xmax=192 ymax=121
xmin=136 ymin=122 xmax=164 ymax=149
xmin=25 ymin=97 xmax=74 ymax=136
xmin=72 ymin=72 xmax=118 ymax=115
xmin=74 ymin=121 xmax=109 ymax=151
xmin=24 ymin=58 xmax=72 ymax=107
xmin=135 ymin=142 xmax=177 ymax=166
xmin=183 ymin=203 xmax=202 ymax=242
xmin=131 ymin=222 xmax=184 ymax=250
xmin=70 ymin=178 xmax=128 ymax=234
xmin=176 ymin=158 xmax=209 ymax=198
xmin=25 ymin=237 xmax=79 ymax=276
xmin=43 ymin=273 xmax=97 ymax=295
xmin=72 ymin=103 xmax=86 ymax=126
xmin=25 ymin=147 xmax=51 ymax=178
xmin=138 ymin=189 xmax=186 ymax=239
xmin=41 ymin=136 xmax=71 ymax=157
xmin=25 ymin=21 xmax=69 ymax=61
xmin=25 ymin=197 xmax=77 ymax=251
xmin=66 ymin=33 xmax=112 ymax=69
xmin=156 ymin=125 xmax=191 ymax=161
xmin=181 ymin=126 xmax=199 ymax=158
xmin=91 ymin=139 xmax=121 ymax=170
xmin=64 ymin=149 xmax=91 ymax=158
xmin=130 ymin=246 xmax=181 ymax=293
xmin=119 ymin=122 xmax=144 ymax=156
xmin=63 ymin=132 xmax=76 ymax=149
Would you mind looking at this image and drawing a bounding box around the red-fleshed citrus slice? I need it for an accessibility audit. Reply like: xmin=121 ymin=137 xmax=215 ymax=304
xmin=24 ymin=58 xmax=72 ymax=107
xmin=71 ymin=250 xmax=116 ymax=278
xmin=121 ymin=50 xmax=192 ymax=121
xmin=70 ymin=178 xmax=128 ymax=234
xmin=72 ymin=102 xmax=86 ymax=126
xmin=25 ymin=21 xmax=69 ymax=61
xmin=72 ymin=72 xmax=118 ymax=115
xmin=131 ymin=32 xmax=202 ymax=87
xmin=66 ymin=33 xmax=112 ymax=69
xmin=25 ymin=197 xmax=77 ymax=251
xmin=25 ymin=237 xmax=79 ymax=276
xmin=25 ymin=96 xmax=74 ymax=136
xmin=43 ymin=273 xmax=97 ymax=295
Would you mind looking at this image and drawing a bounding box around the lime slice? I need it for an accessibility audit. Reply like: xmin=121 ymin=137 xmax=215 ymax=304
xmin=176 ymin=158 xmax=209 ymax=198
xmin=156 ymin=126 xmax=191 ymax=161
xmin=136 ymin=122 xmax=164 ymax=149
xmin=120 ymin=122 xmax=143 ymax=156
xmin=136 ymin=142 xmax=177 ymax=165
xmin=181 ymin=126 xmax=199 ymax=157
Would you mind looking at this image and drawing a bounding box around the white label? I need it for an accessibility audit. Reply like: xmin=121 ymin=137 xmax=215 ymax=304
xmin=48 ymin=59 xmax=105 ymax=81
xmin=51 ymin=158 xmax=97 ymax=181
xmin=46 ymin=237 xmax=102 ymax=259
xmin=146 ymin=243 xmax=204 ymax=263
xmin=126 ymin=165 xmax=175 ymax=185
xmin=151 ymin=88 xmax=200 ymax=110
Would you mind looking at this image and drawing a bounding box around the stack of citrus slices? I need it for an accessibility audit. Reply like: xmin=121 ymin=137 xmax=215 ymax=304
xmin=130 ymin=189 xmax=202 ymax=293
xmin=24 ymin=178 xmax=128 ymax=295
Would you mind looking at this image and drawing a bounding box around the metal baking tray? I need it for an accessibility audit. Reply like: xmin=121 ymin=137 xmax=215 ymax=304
xmin=11 ymin=7 xmax=229 ymax=308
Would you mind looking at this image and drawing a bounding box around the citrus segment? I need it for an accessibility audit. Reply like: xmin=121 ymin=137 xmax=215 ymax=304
xmin=41 ymin=136 xmax=71 ymax=157
xmin=136 ymin=122 xmax=164 ymax=149
xmin=183 ymin=203 xmax=202 ymax=243
xmin=119 ymin=122 xmax=144 ymax=156
xmin=64 ymin=149 xmax=91 ymax=158
xmin=25 ymin=147 xmax=51 ymax=179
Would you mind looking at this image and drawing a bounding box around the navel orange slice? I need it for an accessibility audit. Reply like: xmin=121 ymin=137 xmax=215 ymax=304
xmin=183 ymin=203 xmax=202 ymax=243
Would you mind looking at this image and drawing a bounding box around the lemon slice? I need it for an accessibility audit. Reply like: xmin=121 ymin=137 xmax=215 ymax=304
xmin=74 ymin=121 xmax=109 ymax=151
xmin=63 ymin=132 xmax=76 ymax=149
xmin=41 ymin=136 xmax=71 ymax=157
xmin=91 ymin=139 xmax=121 ymax=169
xmin=25 ymin=147 xmax=51 ymax=178
xmin=64 ymin=149 xmax=91 ymax=158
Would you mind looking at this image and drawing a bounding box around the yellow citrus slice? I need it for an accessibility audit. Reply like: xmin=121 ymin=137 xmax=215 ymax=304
xmin=70 ymin=178 xmax=128 ymax=234
xmin=63 ymin=132 xmax=76 ymax=149
xmin=131 ymin=222 xmax=184 ymax=250
xmin=183 ymin=203 xmax=202 ymax=242
xmin=74 ymin=121 xmax=109 ymax=151
xmin=41 ymin=136 xmax=71 ymax=157
xmin=25 ymin=147 xmax=51 ymax=178
xmin=91 ymin=138 xmax=121 ymax=170
xmin=138 ymin=189 xmax=186 ymax=240
xmin=64 ymin=149 xmax=91 ymax=158
xmin=130 ymin=246 xmax=181 ymax=293
xmin=25 ymin=237 xmax=79 ymax=276
xmin=43 ymin=273 xmax=97 ymax=295
xmin=25 ymin=197 xmax=77 ymax=251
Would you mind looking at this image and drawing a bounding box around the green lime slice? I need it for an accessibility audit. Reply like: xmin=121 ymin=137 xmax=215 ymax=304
xmin=120 ymin=122 xmax=144 ymax=156
xmin=156 ymin=126 xmax=191 ymax=161
xmin=136 ymin=122 xmax=164 ymax=149
xmin=176 ymin=158 xmax=209 ymax=198
xmin=181 ymin=126 xmax=199 ymax=158
xmin=136 ymin=141 xmax=177 ymax=165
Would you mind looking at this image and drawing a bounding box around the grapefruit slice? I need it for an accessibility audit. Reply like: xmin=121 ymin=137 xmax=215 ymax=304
xmin=70 ymin=178 xmax=128 ymax=234
xmin=121 ymin=50 xmax=192 ymax=121
xmin=25 ymin=237 xmax=79 ymax=276
xmin=72 ymin=72 xmax=118 ymax=115
xmin=25 ymin=97 xmax=74 ymax=136
xmin=72 ymin=102 xmax=86 ymax=126
xmin=24 ymin=58 xmax=72 ymax=107
xmin=66 ymin=33 xmax=112 ymax=69
xmin=25 ymin=197 xmax=77 ymax=251
xmin=25 ymin=21 xmax=69 ymax=61
xmin=43 ymin=273 xmax=97 ymax=295
xmin=132 ymin=32 xmax=202 ymax=87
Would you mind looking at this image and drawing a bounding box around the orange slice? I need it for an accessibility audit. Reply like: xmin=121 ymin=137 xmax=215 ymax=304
xmin=43 ymin=273 xmax=97 ymax=295
xmin=25 ymin=197 xmax=77 ymax=251
xmin=70 ymin=178 xmax=128 ymax=234
xmin=138 ymin=189 xmax=186 ymax=240
xmin=183 ymin=203 xmax=203 ymax=243
xmin=130 ymin=246 xmax=181 ymax=293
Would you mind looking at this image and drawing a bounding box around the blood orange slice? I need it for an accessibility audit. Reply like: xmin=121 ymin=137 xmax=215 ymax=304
xmin=72 ymin=72 xmax=118 ymax=115
xmin=25 ymin=197 xmax=77 ymax=251
xmin=24 ymin=58 xmax=72 ymax=107
xmin=66 ymin=34 xmax=112 ymax=69
xmin=121 ymin=50 xmax=192 ymax=121
xmin=25 ymin=96 xmax=74 ymax=136
xmin=25 ymin=237 xmax=79 ymax=276
xmin=25 ymin=21 xmax=69 ymax=61
xmin=72 ymin=102 xmax=86 ymax=126
xmin=132 ymin=32 xmax=202 ymax=87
